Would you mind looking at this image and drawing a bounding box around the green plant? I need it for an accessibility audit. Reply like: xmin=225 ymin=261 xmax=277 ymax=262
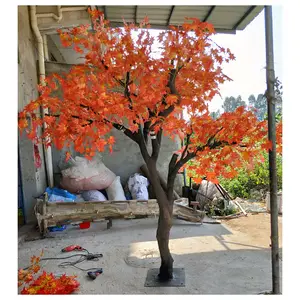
xmin=224 ymin=206 xmax=238 ymax=215
xmin=220 ymin=152 xmax=282 ymax=199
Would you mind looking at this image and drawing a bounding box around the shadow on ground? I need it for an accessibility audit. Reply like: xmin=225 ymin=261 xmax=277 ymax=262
xmin=18 ymin=217 xmax=282 ymax=294
xmin=126 ymin=248 xmax=277 ymax=294
xmin=19 ymin=217 xmax=232 ymax=243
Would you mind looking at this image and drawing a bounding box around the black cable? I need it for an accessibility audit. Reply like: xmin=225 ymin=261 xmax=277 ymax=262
xmin=23 ymin=249 xmax=103 ymax=272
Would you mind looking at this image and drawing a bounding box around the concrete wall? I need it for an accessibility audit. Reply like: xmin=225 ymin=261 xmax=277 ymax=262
xmin=52 ymin=129 xmax=183 ymax=194
xmin=18 ymin=6 xmax=47 ymax=223
xmin=48 ymin=34 xmax=85 ymax=64
xmin=46 ymin=35 xmax=66 ymax=63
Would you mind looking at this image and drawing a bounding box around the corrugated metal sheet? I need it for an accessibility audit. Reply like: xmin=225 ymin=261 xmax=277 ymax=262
xmin=170 ymin=6 xmax=212 ymax=24
xmin=36 ymin=5 xmax=263 ymax=34
xmin=96 ymin=5 xmax=264 ymax=34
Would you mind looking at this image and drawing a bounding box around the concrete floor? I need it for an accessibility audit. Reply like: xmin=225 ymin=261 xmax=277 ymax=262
xmin=18 ymin=217 xmax=279 ymax=294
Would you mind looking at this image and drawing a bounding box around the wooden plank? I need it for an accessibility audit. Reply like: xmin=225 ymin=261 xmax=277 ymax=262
xmin=232 ymin=200 xmax=248 ymax=216
xmin=211 ymin=212 xmax=244 ymax=220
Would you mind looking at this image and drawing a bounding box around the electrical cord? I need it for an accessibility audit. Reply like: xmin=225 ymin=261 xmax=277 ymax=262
xmin=23 ymin=248 xmax=103 ymax=272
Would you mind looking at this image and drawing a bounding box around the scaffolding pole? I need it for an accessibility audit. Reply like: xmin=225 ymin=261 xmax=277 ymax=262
xmin=264 ymin=6 xmax=280 ymax=294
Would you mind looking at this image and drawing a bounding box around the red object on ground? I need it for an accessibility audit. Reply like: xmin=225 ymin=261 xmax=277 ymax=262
xmin=79 ymin=222 xmax=90 ymax=229
xmin=61 ymin=245 xmax=84 ymax=252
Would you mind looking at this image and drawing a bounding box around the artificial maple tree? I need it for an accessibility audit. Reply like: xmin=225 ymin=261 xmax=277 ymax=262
xmin=18 ymin=9 xmax=282 ymax=281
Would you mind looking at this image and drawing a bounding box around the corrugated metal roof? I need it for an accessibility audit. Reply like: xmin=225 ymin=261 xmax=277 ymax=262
xmin=95 ymin=5 xmax=264 ymax=34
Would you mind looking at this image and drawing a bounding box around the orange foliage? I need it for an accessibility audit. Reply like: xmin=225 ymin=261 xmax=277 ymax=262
xmin=18 ymin=251 xmax=79 ymax=295
xmin=18 ymin=9 xmax=282 ymax=184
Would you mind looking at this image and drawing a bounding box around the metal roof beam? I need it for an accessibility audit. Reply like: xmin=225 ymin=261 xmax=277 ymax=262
xmin=103 ymin=6 xmax=107 ymax=20
xmin=40 ymin=23 xmax=237 ymax=35
xmin=167 ymin=6 xmax=175 ymax=26
xmin=106 ymin=21 xmax=236 ymax=34
xmin=203 ymin=6 xmax=216 ymax=22
xmin=135 ymin=6 xmax=138 ymax=24
xmin=233 ymin=5 xmax=256 ymax=30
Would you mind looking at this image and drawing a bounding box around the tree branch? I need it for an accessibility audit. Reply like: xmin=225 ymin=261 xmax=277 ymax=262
xmin=111 ymin=123 xmax=139 ymax=143
xmin=45 ymin=113 xmax=94 ymax=127
xmin=78 ymin=101 xmax=140 ymax=143
xmin=181 ymin=133 xmax=191 ymax=161
xmin=169 ymin=127 xmax=245 ymax=180
xmin=149 ymin=67 xmax=182 ymax=130
xmin=45 ymin=112 xmax=139 ymax=143
xmin=138 ymin=124 xmax=150 ymax=161
xmin=157 ymin=128 xmax=163 ymax=145
xmin=167 ymin=152 xmax=190 ymax=202
xmin=151 ymin=128 xmax=162 ymax=161
xmin=168 ymin=153 xmax=178 ymax=178
xmin=124 ymin=71 xmax=130 ymax=98
xmin=143 ymin=121 xmax=151 ymax=144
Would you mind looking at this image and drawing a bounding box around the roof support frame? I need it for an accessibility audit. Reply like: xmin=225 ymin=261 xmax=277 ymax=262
xmin=167 ymin=6 xmax=175 ymax=26
xmin=103 ymin=6 xmax=107 ymax=20
xmin=39 ymin=5 xmax=264 ymax=35
xmin=96 ymin=21 xmax=236 ymax=34
xmin=203 ymin=6 xmax=216 ymax=22
xmin=233 ymin=5 xmax=256 ymax=30
xmin=135 ymin=6 xmax=138 ymax=24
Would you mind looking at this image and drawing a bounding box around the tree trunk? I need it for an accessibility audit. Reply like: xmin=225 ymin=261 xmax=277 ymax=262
xmin=146 ymin=160 xmax=175 ymax=281
xmin=156 ymin=202 xmax=174 ymax=280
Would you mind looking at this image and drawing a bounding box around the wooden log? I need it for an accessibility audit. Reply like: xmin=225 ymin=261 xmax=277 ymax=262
xmin=140 ymin=164 xmax=180 ymax=200
xmin=35 ymin=198 xmax=205 ymax=229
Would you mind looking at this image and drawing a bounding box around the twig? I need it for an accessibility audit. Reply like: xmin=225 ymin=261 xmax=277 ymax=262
xmin=211 ymin=212 xmax=244 ymax=220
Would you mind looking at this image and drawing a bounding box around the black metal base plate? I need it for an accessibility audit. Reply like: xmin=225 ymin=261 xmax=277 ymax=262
xmin=144 ymin=268 xmax=185 ymax=287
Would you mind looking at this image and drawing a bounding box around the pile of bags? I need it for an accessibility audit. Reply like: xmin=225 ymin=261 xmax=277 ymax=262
xmin=47 ymin=156 xmax=150 ymax=203
xmin=60 ymin=156 xmax=116 ymax=194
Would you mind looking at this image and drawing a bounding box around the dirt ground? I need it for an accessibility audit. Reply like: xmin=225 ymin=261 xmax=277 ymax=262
xmin=18 ymin=213 xmax=282 ymax=295
xmin=223 ymin=213 xmax=282 ymax=248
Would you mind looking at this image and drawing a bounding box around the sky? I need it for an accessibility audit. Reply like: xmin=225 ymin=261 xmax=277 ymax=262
xmin=138 ymin=6 xmax=283 ymax=114
xmin=210 ymin=6 xmax=283 ymax=112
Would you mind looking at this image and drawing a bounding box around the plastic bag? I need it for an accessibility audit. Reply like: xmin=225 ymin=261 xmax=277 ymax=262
xmin=106 ymin=176 xmax=126 ymax=200
xmin=196 ymin=180 xmax=221 ymax=201
xmin=195 ymin=180 xmax=222 ymax=210
xmin=60 ymin=156 xmax=116 ymax=193
xmin=45 ymin=187 xmax=76 ymax=203
xmin=127 ymin=173 xmax=149 ymax=200
xmin=76 ymin=194 xmax=85 ymax=203
xmin=81 ymin=190 xmax=107 ymax=202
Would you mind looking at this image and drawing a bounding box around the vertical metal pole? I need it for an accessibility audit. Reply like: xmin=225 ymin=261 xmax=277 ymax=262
xmin=264 ymin=6 xmax=280 ymax=294
xmin=183 ymin=168 xmax=187 ymax=187
xmin=181 ymin=111 xmax=187 ymax=187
